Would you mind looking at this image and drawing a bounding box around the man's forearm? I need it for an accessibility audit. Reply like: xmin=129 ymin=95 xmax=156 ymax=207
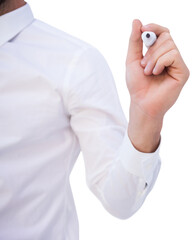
xmin=128 ymin=102 xmax=163 ymax=153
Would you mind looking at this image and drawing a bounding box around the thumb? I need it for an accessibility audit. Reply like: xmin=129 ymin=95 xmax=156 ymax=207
xmin=126 ymin=19 xmax=143 ymax=64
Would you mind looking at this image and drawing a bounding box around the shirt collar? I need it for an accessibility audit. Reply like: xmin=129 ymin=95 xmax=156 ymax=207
xmin=0 ymin=3 xmax=34 ymax=47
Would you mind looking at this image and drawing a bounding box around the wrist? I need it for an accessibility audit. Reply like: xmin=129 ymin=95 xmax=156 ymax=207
xmin=128 ymin=102 xmax=163 ymax=153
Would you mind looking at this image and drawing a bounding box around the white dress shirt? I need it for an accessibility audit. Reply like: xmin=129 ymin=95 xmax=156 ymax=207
xmin=0 ymin=3 xmax=162 ymax=240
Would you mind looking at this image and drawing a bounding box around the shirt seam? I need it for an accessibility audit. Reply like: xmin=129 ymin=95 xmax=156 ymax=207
xmin=62 ymin=46 xmax=97 ymax=115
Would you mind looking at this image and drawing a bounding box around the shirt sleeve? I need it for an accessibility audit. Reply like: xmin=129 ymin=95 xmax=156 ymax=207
xmin=64 ymin=46 xmax=162 ymax=219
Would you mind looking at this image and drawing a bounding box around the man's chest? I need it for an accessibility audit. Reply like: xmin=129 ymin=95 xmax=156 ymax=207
xmin=0 ymin=63 xmax=69 ymax=150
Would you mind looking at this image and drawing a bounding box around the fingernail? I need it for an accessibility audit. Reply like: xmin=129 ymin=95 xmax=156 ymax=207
xmin=153 ymin=66 xmax=157 ymax=74
xmin=144 ymin=66 xmax=148 ymax=73
xmin=144 ymin=63 xmax=151 ymax=73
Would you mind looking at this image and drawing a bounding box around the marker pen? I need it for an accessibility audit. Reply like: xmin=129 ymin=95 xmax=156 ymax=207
xmin=141 ymin=31 xmax=157 ymax=48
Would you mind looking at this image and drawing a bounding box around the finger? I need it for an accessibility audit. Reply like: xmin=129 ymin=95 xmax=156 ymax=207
xmin=142 ymin=39 xmax=175 ymax=75
xmin=141 ymin=23 xmax=170 ymax=37
xmin=152 ymin=49 xmax=177 ymax=75
xmin=126 ymin=19 xmax=143 ymax=64
xmin=141 ymin=31 xmax=174 ymax=67
xmin=153 ymin=49 xmax=189 ymax=84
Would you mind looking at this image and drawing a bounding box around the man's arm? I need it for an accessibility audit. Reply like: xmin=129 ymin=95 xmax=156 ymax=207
xmin=63 ymin=46 xmax=161 ymax=220
xmin=128 ymin=102 xmax=162 ymax=153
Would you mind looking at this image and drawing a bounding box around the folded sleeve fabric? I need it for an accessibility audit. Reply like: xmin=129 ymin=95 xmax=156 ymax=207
xmin=64 ymin=46 xmax=162 ymax=219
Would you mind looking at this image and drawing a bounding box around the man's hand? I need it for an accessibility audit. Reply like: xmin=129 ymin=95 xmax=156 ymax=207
xmin=126 ymin=19 xmax=190 ymax=153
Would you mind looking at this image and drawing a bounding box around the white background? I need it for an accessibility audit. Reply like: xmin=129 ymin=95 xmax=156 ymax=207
xmin=27 ymin=0 xmax=194 ymax=239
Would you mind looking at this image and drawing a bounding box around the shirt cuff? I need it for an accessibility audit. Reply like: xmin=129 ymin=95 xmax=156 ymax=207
xmin=119 ymin=129 xmax=161 ymax=185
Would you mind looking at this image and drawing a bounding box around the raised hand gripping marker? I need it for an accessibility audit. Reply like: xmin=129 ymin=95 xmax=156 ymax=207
xmin=141 ymin=31 xmax=157 ymax=48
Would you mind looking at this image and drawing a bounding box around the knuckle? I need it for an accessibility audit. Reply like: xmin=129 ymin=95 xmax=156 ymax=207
xmin=171 ymin=49 xmax=179 ymax=57
xmin=185 ymin=68 xmax=190 ymax=80
xmin=167 ymin=39 xmax=175 ymax=48
xmin=156 ymin=57 xmax=162 ymax=65
xmin=165 ymin=27 xmax=170 ymax=33
xmin=150 ymin=52 xmax=159 ymax=63
xmin=161 ymin=31 xmax=171 ymax=40
xmin=148 ymin=59 xmax=156 ymax=67
xmin=187 ymin=68 xmax=190 ymax=78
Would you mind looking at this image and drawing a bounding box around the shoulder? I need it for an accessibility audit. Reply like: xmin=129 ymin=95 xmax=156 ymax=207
xmin=29 ymin=19 xmax=95 ymax=54
xmin=17 ymin=18 xmax=109 ymax=75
